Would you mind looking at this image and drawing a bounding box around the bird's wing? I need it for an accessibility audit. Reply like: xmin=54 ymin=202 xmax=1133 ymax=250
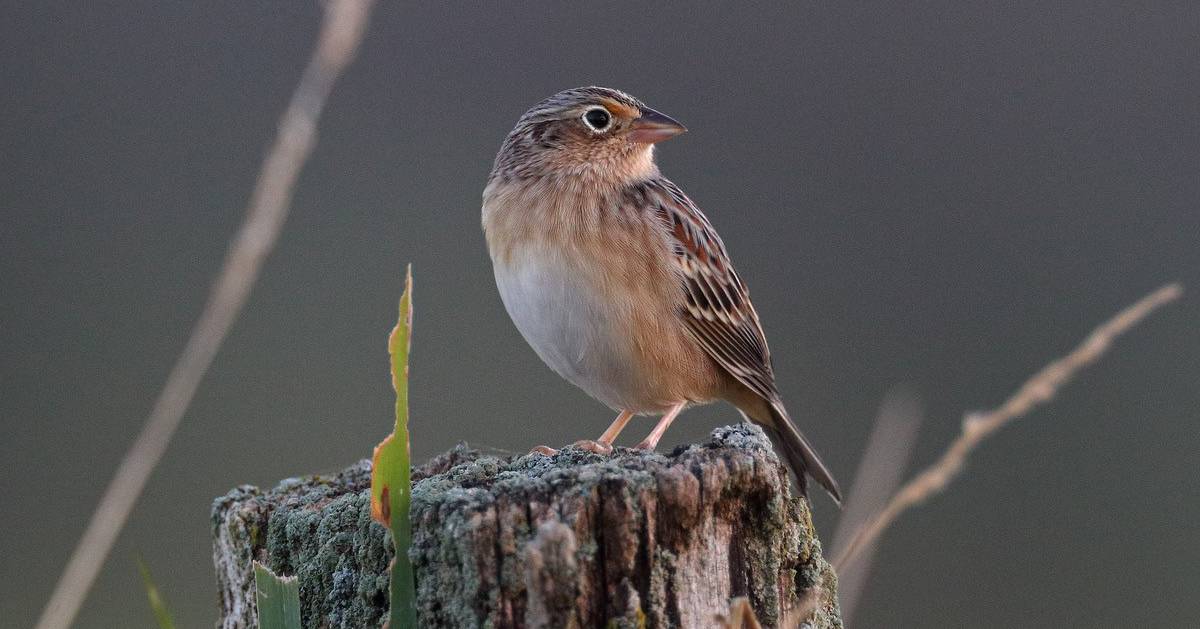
xmin=645 ymin=178 xmax=779 ymax=401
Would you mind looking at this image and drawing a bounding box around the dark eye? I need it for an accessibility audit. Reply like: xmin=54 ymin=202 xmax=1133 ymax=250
xmin=582 ymin=107 xmax=612 ymax=131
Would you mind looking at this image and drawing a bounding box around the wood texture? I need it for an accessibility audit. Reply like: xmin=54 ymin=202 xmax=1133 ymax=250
xmin=212 ymin=424 xmax=841 ymax=628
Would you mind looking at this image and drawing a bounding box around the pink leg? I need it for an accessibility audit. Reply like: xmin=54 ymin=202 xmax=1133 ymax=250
xmin=598 ymin=410 xmax=635 ymax=444
xmin=574 ymin=410 xmax=635 ymax=455
xmin=634 ymin=402 xmax=686 ymax=451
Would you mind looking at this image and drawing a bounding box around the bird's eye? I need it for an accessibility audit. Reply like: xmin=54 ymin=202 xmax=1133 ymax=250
xmin=582 ymin=107 xmax=612 ymax=132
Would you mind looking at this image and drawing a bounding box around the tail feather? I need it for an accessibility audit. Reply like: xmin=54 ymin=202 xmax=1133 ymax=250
xmin=746 ymin=399 xmax=842 ymax=505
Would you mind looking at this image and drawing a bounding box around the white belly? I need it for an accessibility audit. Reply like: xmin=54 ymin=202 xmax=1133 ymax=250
xmin=493 ymin=247 xmax=640 ymax=410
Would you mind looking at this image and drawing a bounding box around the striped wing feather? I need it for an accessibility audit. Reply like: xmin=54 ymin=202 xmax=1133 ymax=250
xmin=634 ymin=178 xmax=843 ymax=503
xmin=647 ymin=179 xmax=779 ymax=402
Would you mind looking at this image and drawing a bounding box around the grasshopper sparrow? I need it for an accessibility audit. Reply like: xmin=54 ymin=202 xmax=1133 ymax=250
xmin=482 ymin=87 xmax=840 ymax=503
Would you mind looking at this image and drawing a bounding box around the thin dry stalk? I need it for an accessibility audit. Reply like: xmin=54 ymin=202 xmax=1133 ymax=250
xmin=717 ymin=597 xmax=764 ymax=629
xmin=829 ymin=388 xmax=923 ymax=623
xmin=831 ymin=282 xmax=1183 ymax=573
xmin=34 ymin=3 xmax=376 ymax=628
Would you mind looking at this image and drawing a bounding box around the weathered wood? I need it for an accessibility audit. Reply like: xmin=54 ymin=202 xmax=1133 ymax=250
xmin=212 ymin=424 xmax=841 ymax=628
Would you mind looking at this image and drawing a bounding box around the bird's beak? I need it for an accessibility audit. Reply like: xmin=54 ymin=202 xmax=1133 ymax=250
xmin=627 ymin=107 xmax=687 ymax=144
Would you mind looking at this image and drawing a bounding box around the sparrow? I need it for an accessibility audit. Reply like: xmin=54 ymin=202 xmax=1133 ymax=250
xmin=481 ymin=87 xmax=841 ymax=503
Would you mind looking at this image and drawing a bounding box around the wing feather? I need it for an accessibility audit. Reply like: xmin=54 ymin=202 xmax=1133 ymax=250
xmin=638 ymin=178 xmax=843 ymax=501
xmin=644 ymin=178 xmax=778 ymax=402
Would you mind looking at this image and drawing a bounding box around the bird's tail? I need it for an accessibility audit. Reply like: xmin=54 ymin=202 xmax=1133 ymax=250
xmin=743 ymin=398 xmax=842 ymax=505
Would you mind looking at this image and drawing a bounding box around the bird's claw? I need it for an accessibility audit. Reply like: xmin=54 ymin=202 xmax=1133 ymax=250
xmin=572 ymin=439 xmax=613 ymax=455
xmin=633 ymin=439 xmax=657 ymax=451
xmin=529 ymin=445 xmax=559 ymax=456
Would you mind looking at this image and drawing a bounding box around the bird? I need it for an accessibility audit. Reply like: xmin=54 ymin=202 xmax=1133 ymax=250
xmin=481 ymin=86 xmax=841 ymax=503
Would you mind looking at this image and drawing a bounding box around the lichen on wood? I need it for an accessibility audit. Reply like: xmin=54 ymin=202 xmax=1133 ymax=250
xmin=212 ymin=423 xmax=841 ymax=628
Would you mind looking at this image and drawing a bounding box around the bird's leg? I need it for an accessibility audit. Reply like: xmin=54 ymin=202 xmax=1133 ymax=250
xmin=574 ymin=410 xmax=634 ymax=455
xmin=598 ymin=409 xmax=636 ymax=444
xmin=634 ymin=402 xmax=686 ymax=451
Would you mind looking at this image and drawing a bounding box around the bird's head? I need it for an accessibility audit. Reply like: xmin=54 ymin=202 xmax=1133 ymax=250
xmin=491 ymin=86 xmax=686 ymax=185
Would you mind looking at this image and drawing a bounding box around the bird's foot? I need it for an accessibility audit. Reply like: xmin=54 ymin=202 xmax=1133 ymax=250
xmin=572 ymin=439 xmax=613 ymax=455
xmin=633 ymin=439 xmax=657 ymax=451
xmin=529 ymin=445 xmax=559 ymax=456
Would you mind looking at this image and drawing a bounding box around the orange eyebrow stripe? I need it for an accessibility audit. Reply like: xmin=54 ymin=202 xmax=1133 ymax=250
xmin=602 ymin=99 xmax=640 ymax=119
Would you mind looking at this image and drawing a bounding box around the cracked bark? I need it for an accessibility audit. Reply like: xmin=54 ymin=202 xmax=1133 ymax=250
xmin=212 ymin=423 xmax=841 ymax=628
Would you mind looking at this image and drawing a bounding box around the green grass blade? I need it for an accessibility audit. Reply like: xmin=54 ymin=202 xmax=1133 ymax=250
xmin=370 ymin=264 xmax=417 ymax=628
xmin=135 ymin=557 xmax=176 ymax=629
xmin=253 ymin=561 xmax=302 ymax=629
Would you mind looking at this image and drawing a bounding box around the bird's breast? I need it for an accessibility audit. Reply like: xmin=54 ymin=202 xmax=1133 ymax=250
xmin=483 ymin=183 xmax=718 ymax=411
xmin=492 ymin=243 xmax=640 ymax=409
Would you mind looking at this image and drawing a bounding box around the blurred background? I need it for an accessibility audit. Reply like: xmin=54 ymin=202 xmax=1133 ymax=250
xmin=2 ymin=2 xmax=1198 ymax=627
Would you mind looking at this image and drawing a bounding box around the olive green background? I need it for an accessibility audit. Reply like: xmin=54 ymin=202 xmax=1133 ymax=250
xmin=2 ymin=2 xmax=1197 ymax=627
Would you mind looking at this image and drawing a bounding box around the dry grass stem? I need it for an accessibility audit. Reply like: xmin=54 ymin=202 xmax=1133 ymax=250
xmin=717 ymin=597 xmax=764 ymax=629
xmin=829 ymin=388 xmax=924 ymax=623
xmin=791 ymin=587 xmax=825 ymax=629
xmin=831 ymin=282 xmax=1183 ymax=573
xmin=34 ymin=3 xmax=376 ymax=628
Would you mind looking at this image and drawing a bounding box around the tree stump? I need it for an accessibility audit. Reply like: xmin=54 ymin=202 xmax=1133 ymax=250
xmin=212 ymin=423 xmax=841 ymax=628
